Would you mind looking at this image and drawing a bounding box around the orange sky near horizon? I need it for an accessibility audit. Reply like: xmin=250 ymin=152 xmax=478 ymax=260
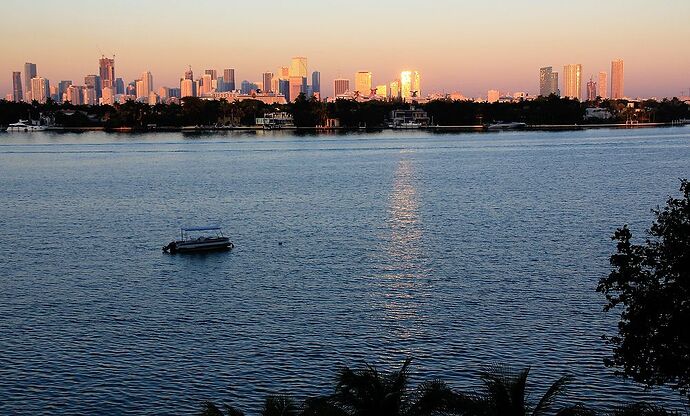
xmin=2 ymin=0 xmax=689 ymax=98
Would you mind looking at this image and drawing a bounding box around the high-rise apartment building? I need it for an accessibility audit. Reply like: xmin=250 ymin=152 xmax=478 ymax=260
xmin=563 ymin=64 xmax=583 ymax=100
xmin=400 ymin=70 xmax=421 ymax=101
xmin=12 ymin=71 xmax=23 ymax=102
xmin=99 ymin=56 xmax=115 ymax=88
xmin=204 ymin=69 xmax=217 ymax=80
xmin=390 ymin=80 xmax=400 ymax=99
xmin=66 ymin=85 xmax=82 ymax=105
xmin=539 ymin=66 xmax=559 ymax=96
xmin=223 ymin=68 xmax=235 ymax=91
xmin=262 ymin=72 xmax=273 ymax=93
xmin=586 ymin=77 xmax=597 ymax=101
xmin=598 ymin=72 xmax=608 ymax=99
xmin=355 ymin=71 xmax=372 ymax=94
xmin=83 ymin=86 xmax=97 ymax=105
xmin=31 ymin=77 xmax=49 ymax=103
xmin=611 ymin=59 xmax=624 ymax=99
xmin=141 ymin=71 xmax=153 ymax=96
xmin=23 ymin=62 xmax=36 ymax=101
xmin=289 ymin=76 xmax=304 ymax=101
xmin=375 ymin=84 xmax=387 ymax=98
xmin=115 ymin=78 xmax=125 ymax=95
xmin=487 ymin=89 xmax=500 ymax=103
xmin=311 ymin=71 xmax=320 ymax=94
xmin=84 ymin=75 xmax=102 ymax=99
xmin=334 ymin=78 xmax=349 ymax=96
xmin=180 ymin=78 xmax=195 ymax=97
xmin=289 ymin=57 xmax=308 ymax=78
xmin=58 ymin=81 xmax=72 ymax=102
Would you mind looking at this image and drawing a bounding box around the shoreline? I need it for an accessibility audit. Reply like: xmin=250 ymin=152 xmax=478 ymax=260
xmin=7 ymin=121 xmax=686 ymax=134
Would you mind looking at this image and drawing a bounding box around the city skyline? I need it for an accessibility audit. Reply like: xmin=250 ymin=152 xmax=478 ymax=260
xmin=1 ymin=0 xmax=689 ymax=99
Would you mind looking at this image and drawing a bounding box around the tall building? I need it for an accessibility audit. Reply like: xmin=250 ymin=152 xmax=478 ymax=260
xmin=204 ymin=69 xmax=217 ymax=80
xmin=223 ymin=68 xmax=235 ymax=91
xmin=311 ymin=71 xmax=320 ymax=94
xmin=12 ymin=71 xmax=23 ymax=102
xmin=58 ymin=80 xmax=72 ymax=102
xmin=611 ymin=59 xmax=624 ymax=99
xmin=586 ymin=77 xmax=597 ymax=101
xmin=141 ymin=71 xmax=153 ymax=96
xmin=279 ymin=79 xmax=290 ymax=101
xmin=180 ymin=78 xmax=195 ymax=97
xmin=279 ymin=66 xmax=290 ymax=79
xmin=31 ymin=77 xmax=49 ymax=103
xmin=289 ymin=57 xmax=308 ymax=78
xmin=355 ymin=71 xmax=372 ymax=94
xmin=487 ymin=89 xmax=500 ymax=103
xmin=99 ymin=55 xmax=115 ymax=88
xmin=598 ymin=71 xmax=608 ymax=99
xmin=400 ymin=70 xmax=421 ymax=101
xmin=390 ymin=80 xmax=400 ymax=99
xmin=334 ymin=78 xmax=349 ymax=96
xmin=563 ymin=64 xmax=583 ymax=100
xmin=199 ymin=74 xmax=213 ymax=95
xmin=83 ymin=86 xmax=97 ymax=105
xmin=84 ymin=75 xmax=102 ymax=99
xmin=66 ymin=85 xmax=82 ymax=105
xmin=262 ymin=72 xmax=274 ymax=93
xmin=539 ymin=66 xmax=560 ymax=97
xmin=115 ymin=78 xmax=125 ymax=95
xmin=184 ymin=66 xmax=194 ymax=81
xmin=289 ymin=76 xmax=304 ymax=101
xmin=23 ymin=62 xmax=36 ymax=101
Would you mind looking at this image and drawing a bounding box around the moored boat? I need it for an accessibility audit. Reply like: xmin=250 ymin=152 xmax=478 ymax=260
xmin=163 ymin=225 xmax=234 ymax=253
xmin=6 ymin=120 xmax=47 ymax=132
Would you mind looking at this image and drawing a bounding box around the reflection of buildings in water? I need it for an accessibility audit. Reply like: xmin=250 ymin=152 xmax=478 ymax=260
xmin=380 ymin=158 xmax=430 ymax=338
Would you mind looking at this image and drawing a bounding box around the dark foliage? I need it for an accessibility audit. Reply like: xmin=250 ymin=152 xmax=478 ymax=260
xmin=598 ymin=180 xmax=690 ymax=399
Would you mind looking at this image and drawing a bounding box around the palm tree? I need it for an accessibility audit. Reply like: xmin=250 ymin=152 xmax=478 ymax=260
xmin=471 ymin=366 xmax=586 ymax=416
xmin=200 ymin=401 xmax=245 ymax=416
xmin=261 ymin=395 xmax=299 ymax=416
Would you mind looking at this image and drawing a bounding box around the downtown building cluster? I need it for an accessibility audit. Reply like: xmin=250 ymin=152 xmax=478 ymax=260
xmin=536 ymin=59 xmax=625 ymax=102
xmin=7 ymin=56 xmax=424 ymax=106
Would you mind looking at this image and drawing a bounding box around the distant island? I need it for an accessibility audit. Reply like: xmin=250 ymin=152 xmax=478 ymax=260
xmin=1 ymin=94 xmax=688 ymax=132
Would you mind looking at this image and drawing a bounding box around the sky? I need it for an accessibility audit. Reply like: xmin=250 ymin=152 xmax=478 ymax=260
xmin=2 ymin=0 xmax=690 ymax=99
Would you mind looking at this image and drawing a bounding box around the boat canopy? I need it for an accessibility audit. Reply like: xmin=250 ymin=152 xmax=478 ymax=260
xmin=181 ymin=225 xmax=222 ymax=232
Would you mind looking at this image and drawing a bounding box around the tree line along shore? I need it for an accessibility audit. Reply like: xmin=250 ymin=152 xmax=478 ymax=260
xmin=1 ymin=94 xmax=688 ymax=131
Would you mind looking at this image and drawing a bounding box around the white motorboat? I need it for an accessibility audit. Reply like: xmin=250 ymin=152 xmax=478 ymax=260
xmin=163 ymin=225 xmax=234 ymax=254
xmin=5 ymin=120 xmax=47 ymax=132
xmin=487 ymin=121 xmax=527 ymax=130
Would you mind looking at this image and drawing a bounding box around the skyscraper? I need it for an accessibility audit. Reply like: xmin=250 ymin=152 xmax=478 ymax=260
xmin=184 ymin=66 xmax=194 ymax=81
xmin=223 ymin=68 xmax=235 ymax=91
xmin=563 ymin=64 xmax=583 ymax=100
xmin=115 ymin=78 xmax=125 ymax=95
xmin=84 ymin=75 xmax=102 ymax=99
xmin=99 ymin=55 xmax=115 ymax=88
xmin=539 ymin=66 xmax=559 ymax=97
xmin=23 ymin=63 xmax=36 ymax=101
xmin=390 ymin=80 xmax=400 ymax=99
xmin=598 ymin=72 xmax=608 ymax=99
xmin=199 ymin=74 xmax=213 ymax=96
xmin=311 ymin=71 xmax=320 ymax=94
xmin=205 ymin=69 xmax=217 ymax=80
xmin=400 ymin=70 xmax=421 ymax=101
xmin=355 ymin=71 xmax=372 ymax=94
xmin=289 ymin=57 xmax=308 ymax=78
xmin=289 ymin=76 xmax=304 ymax=101
xmin=31 ymin=77 xmax=49 ymax=103
xmin=334 ymin=78 xmax=349 ymax=96
xmin=12 ymin=71 xmax=23 ymax=102
xmin=180 ymin=78 xmax=195 ymax=98
xmin=58 ymin=80 xmax=72 ymax=103
xmin=279 ymin=79 xmax=290 ymax=101
xmin=586 ymin=77 xmax=597 ymax=101
xmin=262 ymin=72 xmax=273 ymax=93
xmin=611 ymin=59 xmax=624 ymax=99
xmin=141 ymin=71 xmax=153 ymax=96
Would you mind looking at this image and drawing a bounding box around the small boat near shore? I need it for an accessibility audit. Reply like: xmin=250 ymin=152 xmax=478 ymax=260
xmin=163 ymin=225 xmax=234 ymax=254
xmin=487 ymin=121 xmax=527 ymax=130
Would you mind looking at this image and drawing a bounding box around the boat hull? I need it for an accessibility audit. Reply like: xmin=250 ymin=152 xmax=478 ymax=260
xmin=163 ymin=237 xmax=233 ymax=254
